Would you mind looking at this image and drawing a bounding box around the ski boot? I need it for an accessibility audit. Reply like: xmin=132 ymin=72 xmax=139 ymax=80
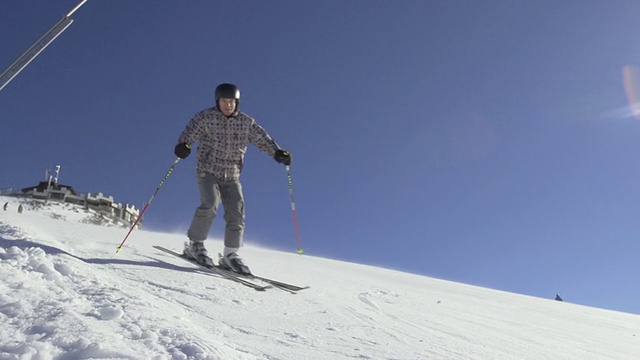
xmin=219 ymin=252 xmax=251 ymax=275
xmin=183 ymin=241 xmax=214 ymax=267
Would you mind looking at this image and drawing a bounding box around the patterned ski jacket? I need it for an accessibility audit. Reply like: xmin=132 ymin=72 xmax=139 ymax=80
xmin=177 ymin=107 xmax=278 ymax=181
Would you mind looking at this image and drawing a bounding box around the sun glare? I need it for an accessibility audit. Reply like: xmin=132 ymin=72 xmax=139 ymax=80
xmin=622 ymin=65 xmax=640 ymax=120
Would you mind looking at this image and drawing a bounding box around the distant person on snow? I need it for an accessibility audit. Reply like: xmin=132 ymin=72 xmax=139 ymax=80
xmin=555 ymin=293 xmax=563 ymax=302
xmin=174 ymin=83 xmax=291 ymax=275
xmin=17 ymin=204 xmax=23 ymax=214
xmin=3 ymin=202 xmax=7 ymax=211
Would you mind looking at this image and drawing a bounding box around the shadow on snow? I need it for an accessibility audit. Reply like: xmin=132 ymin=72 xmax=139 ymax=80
xmin=0 ymin=236 xmax=197 ymax=274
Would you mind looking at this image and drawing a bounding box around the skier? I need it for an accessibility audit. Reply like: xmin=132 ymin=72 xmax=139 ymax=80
xmin=17 ymin=204 xmax=23 ymax=214
xmin=555 ymin=293 xmax=563 ymax=302
xmin=174 ymin=83 xmax=291 ymax=275
xmin=3 ymin=202 xmax=7 ymax=211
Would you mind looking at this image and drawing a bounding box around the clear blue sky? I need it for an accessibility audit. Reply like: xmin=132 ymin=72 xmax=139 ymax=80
xmin=2 ymin=1 xmax=640 ymax=314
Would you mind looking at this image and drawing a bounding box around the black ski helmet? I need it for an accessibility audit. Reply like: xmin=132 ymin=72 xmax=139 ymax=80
xmin=215 ymin=83 xmax=240 ymax=106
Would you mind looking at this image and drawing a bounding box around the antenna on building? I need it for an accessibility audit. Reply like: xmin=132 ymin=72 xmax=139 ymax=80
xmin=46 ymin=170 xmax=53 ymax=191
xmin=44 ymin=164 xmax=60 ymax=198
xmin=54 ymin=165 xmax=61 ymax=185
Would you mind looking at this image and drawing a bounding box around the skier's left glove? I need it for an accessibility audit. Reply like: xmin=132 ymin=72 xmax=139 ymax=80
xmin=274 ymin=149 xmax=292 ymax=166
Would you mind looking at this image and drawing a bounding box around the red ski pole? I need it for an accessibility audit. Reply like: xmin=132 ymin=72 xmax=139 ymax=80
xmin=285 ymin=165 xmax=304 ymax=254
xmin=116 ymin=158 xmax=180 ymax=253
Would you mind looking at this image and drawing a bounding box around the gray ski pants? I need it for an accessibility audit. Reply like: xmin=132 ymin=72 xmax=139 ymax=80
xmin=187 ymin=171 xmax=244 ymax=248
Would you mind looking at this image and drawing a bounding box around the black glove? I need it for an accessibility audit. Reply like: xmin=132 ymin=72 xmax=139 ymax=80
xmin=274 ymin=149 xmax=292 ymax=166
xmin=174 ymin=143 xmax=191 ymax=159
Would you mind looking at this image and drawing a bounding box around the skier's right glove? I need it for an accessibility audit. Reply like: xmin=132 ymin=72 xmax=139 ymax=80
xmin=174 ymin=143 xmax=191 ymax=159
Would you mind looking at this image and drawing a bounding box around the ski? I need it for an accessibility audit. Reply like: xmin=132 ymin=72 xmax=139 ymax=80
xmin=250 ymin=275 xmax=310 ymax=292
xmin=154 ymin=246 xmax=310 ymax=292
xmin=152 ymin=245 xmax=271 ymax=291
xmin=215 ymin=253 xmax=310 ymax=292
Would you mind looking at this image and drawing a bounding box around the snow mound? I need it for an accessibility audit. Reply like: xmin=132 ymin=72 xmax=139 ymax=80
xmin=4 ymin=197 xmax=131 ymax=228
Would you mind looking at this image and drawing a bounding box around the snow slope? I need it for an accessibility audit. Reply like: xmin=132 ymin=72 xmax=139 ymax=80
xmin=0 ymin=195 xmax=638 ymax=360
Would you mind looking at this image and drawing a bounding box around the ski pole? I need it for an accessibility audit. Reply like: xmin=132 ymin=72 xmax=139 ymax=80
xmin=116 ymin=158 xmax=180 ymax=253
xmin=285 ymin=165 xmax=304 ymax=254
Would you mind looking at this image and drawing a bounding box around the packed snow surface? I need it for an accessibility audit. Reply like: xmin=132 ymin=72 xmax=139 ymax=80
xmin=0 ymin=195 xmax=638 ymax=359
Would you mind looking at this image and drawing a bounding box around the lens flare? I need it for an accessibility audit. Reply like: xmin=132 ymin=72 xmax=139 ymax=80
xmin=622 ymin=65 xmax=640 ymax=120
